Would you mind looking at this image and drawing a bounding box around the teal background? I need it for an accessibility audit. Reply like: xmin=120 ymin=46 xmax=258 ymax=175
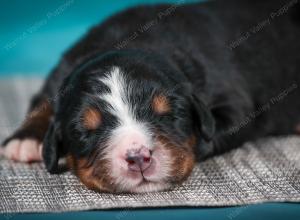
xmin=0 ymin=0 xmax=200 ymax=77
xmin=0 ymin=203 xmax=300 ymax=220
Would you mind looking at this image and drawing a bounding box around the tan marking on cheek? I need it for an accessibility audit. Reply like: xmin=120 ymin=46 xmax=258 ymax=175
xmin=69 ymin=155 xmax=114 ymax=192
xmin=157 ymin=134 xmax=196 ymax=183
xmin=77 ymin=159 xmax=101 ymax=191
xmin=170 ymin=149 xmax=195 ymax=183
xmin=82 ymin=107 xmax=102 ymax=130
xmin=175 ymin=135 xmax=197 ymax=181
xmin=152 ymin=94 xmax=171 ymax=114
xmin=179 ymin=152 xmax=195 ymax=177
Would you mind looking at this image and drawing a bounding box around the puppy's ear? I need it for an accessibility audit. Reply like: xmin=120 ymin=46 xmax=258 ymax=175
xmin=42 ymin=120 xmax=62 ymax=173
xmin=191 ymin=94 xmax=216 ymax=141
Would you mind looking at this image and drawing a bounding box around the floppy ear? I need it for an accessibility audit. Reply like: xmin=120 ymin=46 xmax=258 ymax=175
xmin=191 ymin=94 xmax=216 ymax=141
xmin=42 ymin=120 xmax=62 ymax=174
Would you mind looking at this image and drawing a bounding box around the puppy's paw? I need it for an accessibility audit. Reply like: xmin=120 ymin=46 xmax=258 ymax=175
xmin=1 ymin=139 xmax=43 ymax=162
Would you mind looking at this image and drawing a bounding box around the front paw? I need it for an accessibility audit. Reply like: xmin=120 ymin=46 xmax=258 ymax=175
xmin=1 ymin=138 xmax=43 ymax=162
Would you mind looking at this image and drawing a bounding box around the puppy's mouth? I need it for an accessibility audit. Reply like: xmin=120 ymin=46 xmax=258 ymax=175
xmin=72 ymin=134 xmax=196 ymax=193
xmin=112 ymin=145 xmax=173 ymax=193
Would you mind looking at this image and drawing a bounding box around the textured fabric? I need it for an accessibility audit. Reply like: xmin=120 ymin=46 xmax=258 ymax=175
xmin=0 ymin=78 xmax=300 ymax=213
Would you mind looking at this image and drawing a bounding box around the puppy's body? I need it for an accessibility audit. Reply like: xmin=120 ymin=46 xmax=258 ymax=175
xmin=41 ymin=0 xmax=300 ymax=154
xmin=2 ymin=0 xmax=300 ymax=192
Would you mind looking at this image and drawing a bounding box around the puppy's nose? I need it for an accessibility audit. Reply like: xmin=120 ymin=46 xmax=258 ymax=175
xmin=125 ymin=145 xmax=152 ymax=172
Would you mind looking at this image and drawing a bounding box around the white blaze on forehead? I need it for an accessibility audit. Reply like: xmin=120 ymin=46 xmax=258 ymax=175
xmin=100 ymin=66 xmax=133 ymax=124
xmin=99 ymin=66 xmax=152 ymax=147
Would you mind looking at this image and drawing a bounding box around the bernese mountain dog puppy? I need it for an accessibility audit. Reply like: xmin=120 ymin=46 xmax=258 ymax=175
xmin=1 ymin=0 xmax=300 ymax=193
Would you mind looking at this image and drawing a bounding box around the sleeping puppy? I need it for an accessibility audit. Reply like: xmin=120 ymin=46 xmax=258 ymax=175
xmin=1 ymin=0 xmax=300 ymax=193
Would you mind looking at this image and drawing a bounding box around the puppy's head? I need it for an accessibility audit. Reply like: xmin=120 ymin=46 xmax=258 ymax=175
xmin=43 ymin=50 xmax=215 ymax=193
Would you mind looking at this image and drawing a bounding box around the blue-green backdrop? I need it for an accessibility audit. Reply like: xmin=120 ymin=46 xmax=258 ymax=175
xmin=0 ymin=0 xmax=200 ymax=77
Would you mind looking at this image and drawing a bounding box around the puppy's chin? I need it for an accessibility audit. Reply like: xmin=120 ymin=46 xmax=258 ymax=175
xmin=129 ymin=181 xmax=171 ymax=193
xmin=66 ymin=135 xmax=196 ymax=193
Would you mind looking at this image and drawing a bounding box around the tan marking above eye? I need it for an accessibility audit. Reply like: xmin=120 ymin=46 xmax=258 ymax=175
xmin=82 ymin=107 xmax=102 ymax=130
xmin=152 ymin=94 xmax=171 ymax=115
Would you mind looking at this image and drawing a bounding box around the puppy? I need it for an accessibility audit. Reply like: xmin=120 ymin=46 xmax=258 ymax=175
xmin=1 ymin=0 xmax=300 ymax=193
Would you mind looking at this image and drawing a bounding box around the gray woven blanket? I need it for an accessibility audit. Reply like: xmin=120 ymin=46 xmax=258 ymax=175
xmin=0 ymin=78 xmax=299 ymax=213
